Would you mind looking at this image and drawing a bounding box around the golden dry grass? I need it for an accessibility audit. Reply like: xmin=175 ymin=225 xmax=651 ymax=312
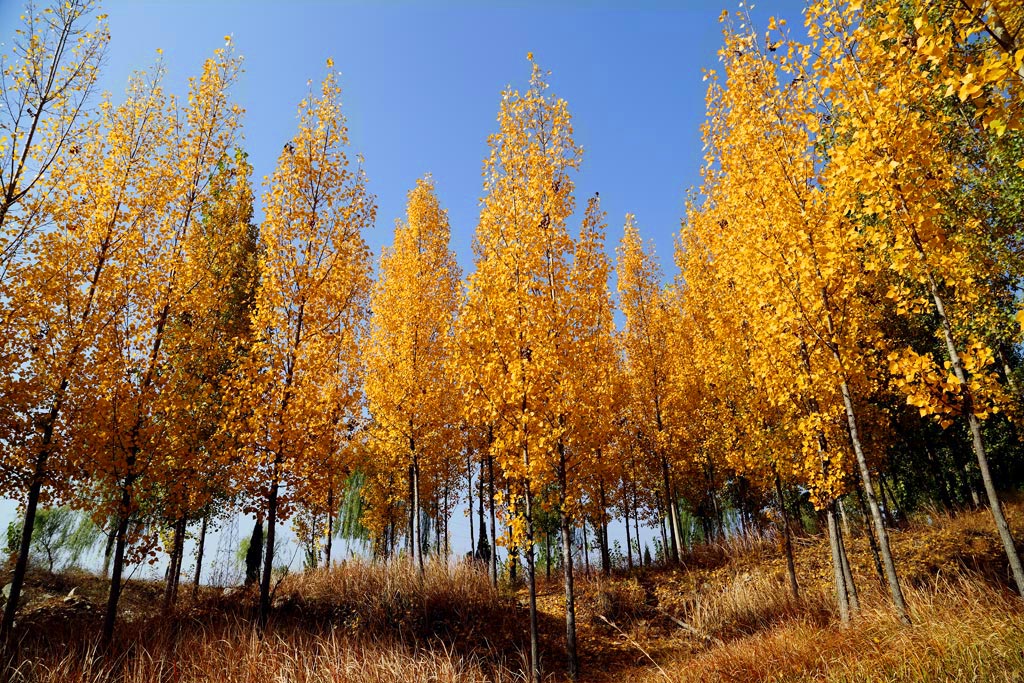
xmin=4 ymin=504 xmax=1024 ymax=682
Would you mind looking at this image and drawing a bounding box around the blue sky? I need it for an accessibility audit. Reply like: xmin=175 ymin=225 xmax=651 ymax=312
xmin=0 ymin=0 xmax=811 ymax=571
xmin=3 ymin=0 xmax=809 ymax=282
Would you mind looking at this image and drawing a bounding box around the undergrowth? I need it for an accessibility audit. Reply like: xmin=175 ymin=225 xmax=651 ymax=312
xmin=4 ymin=504 xmax=1023 ymax=682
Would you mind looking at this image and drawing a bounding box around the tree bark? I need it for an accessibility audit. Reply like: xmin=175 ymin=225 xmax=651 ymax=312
xmin=855 ymin=482 xmax=887 ymax=587
xmin=633 ymin=498 xmax=642 ymax=566
xmin=598 ymin=480 xmax=611 ymax=575
xmin=412 ymin=453 xmax=423 ymax=575
xmin=102 ymin=526 xmax=115 ymax=579
xmin=837 ymin=518 xmax=859 ymax=614
xmin=775 ymin=474 xmax=800 ymax=601
xmin=624 ymin=493 xmax=634 ymax=571
xmin=163 ymin=517 xmax=186 ymax=612
xmin=478 ymin=457 xmax=488 ymax=561
xmin=325 ymin=485 xmax=334 ymax=568
xmin=559 ymin=508 xmax=579 ymax=681
xmin=259 ymin=475 xmax=279 ymax=628
xmin=826 ymin=503 xmax=850 ymax=626
xmin=658 ymin=506 xmax=669 ymax=564
xmin=1 ymin=460 xmax=45 ymax=641
xmin=192 ymin=514 xmax=208 ymax=597
xmin=523 ymin=480 xmax=540 ymax=683
xmin=488 ymin=454 xmax=498 ymax=586
xmin=926 ymin=268 xmax=1024 ymax=593
xmin=661 ymin=458 xmax=680 ymax=563
xmin=838 ymin=379 xmax=910 ymax=622
xmin=838 ymin=500 xmax=851 ymax=539
xmin=467 ymin=449 xmax=474 ymax=560
xmin=581 ymin=521 xmax=590 ymax=577
xmin=550 ymin=434 xmax=579 ymax=679
xmin=102 ymin=483 xmax=133 ymax=647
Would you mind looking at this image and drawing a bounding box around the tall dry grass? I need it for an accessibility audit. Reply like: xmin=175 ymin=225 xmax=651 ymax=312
xmin=644 ymin=571 xmax=1024 ymax=683
xmin=5 ymin=558 xmax=528 ymax=683
xmin=9 ymin=625 xmax=523 ymax=683
xmin=6 ymin=506 xmax=1024 ymax=683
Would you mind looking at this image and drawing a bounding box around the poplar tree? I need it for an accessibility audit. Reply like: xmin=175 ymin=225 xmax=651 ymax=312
xmin=363 ymin=176 xmax=461 ymax=573
xmin=0 ymin=0 xmax=108 ymax=640
xmin=237 ymin=61 xmax=374 ymax=626
xmin=457 ymin=55 xmax=581 ymax=682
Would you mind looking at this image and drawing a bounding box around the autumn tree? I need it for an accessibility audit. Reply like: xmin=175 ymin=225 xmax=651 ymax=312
xmin=236 ymin=61 xmax=374 ymax=626
xmin=617 ymin=217 xmax=688 ymax=565
xmin=457 ymin=55 xmax=582 ymax=682
xmin=814 ymin=0 xmax=1024 ymax=594
xmin=0 ymin=0 xmax=108 ymax=640
xmin=64 ymin=41 xmax=244 ymax=644
xmin=566 ymin=196 xmax=619 ymax=576
xmin=158 ymin=147 xmax=260 ymax=605
xmin=363 ymin=175 xmax=461 ymax=573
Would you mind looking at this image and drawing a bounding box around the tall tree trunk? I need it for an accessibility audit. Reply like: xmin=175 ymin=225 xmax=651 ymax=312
xmin=708 ymin=460 xmax=724 ymax=542
xmin=925 ymin=271 xmax=1024 ymax=593
xmin=407 ymin=463 xmax=415 ymax=554
xmin=412 ymin=453 xmax=423 ymax=575
xmin=478 ymin=457 xmax=487 ymax=561
xmin=1 ymin=457 xmax=45 ymax=641
xmin=838 ymin=500 xmax=851 ymax=539
xmin=102 ymin=482 xmax=133 ymax=647
xmin=837 ymin=519 xmax=859 ymax=614
xmin=878 ymin=473 xmax=896 ymax=526
xmin=854 ymin=479 xmax=887 ymax=587
xmin=826 ymin=503 xmax=850 ymax=626
xmin=259 ymin=476 xmax=280 ymax=628
xmin=775 ymin=474 xmax=800 ymax=601
xmin=658 ymin=506 xmax=669 ymax=564
xmin=523 ymin=480 xmax=540 ymax=683
xmin=443 ymin=480 xmax=450 ymax=559
xmin=598 ymin=480 xmax=611 ymax=575
xmin=559 ymin=509 xmax=579 ymax=681
xmin=102 ymin=527 xmax=115 ymax=579
xmin=661 ymin=458 xmax=680 ymax=563
xmin=325 ymin=485 xmax=334 ymax=568
xmin=624 ymin=494 xmax=634 ymax=571
xmin=998 ymin=344 xmax=1018 ymax=395
xmin=581 ymin=521 xmax=590 ymax=577
xmin=879 ymin=473 xmax=901 ymax=525
xmin=555 ymin=434 xmax=579 ymax=679
xmin=488 ymin=454 xmax=498 ymax=585
xmin=506 ymin=481 xmax=518 ymax=585
xmin=467 ymin=450 xmax=474 ymax=560
xmin=192 ymin=514 xmax=208 ymax=598
xmin=835 ymin=376 xmax=909 ymax=626
xmin=164 ymin=517 xmax=186 ymax=612
xmin=245 ymin=515 xmax=264 ymax=587
xmin=633 ymin=497 xmax=642 ymax=566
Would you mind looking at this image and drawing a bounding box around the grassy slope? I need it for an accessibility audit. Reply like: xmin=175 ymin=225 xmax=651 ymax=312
xmin=3 ymin=504 xmax=1023 ymax=682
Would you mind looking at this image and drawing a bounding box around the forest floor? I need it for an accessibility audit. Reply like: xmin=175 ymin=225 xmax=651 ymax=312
xmin=3 ymin=502 xmax=1024 ymax=682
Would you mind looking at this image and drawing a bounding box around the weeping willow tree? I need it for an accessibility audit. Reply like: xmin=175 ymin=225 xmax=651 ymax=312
xmin=336 ymin=471 xmax=372 ymax=558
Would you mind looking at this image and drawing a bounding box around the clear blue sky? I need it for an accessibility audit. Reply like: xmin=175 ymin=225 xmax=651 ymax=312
xmin=0 ymin=0 xmax=811 ymax=574
xmin=3 ymin=0 xmax=809 ymax=281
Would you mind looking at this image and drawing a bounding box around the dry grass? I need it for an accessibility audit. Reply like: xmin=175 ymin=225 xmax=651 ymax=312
xmin=6 ymin=559 xmax=529 ymax=683
xmin=646 ymin=574 xmax=1024 ymax=683
xmin=9 ymin=625 xmax=523 ymax=683
xmin=4 ymin=504 xmax=1024 ymax=682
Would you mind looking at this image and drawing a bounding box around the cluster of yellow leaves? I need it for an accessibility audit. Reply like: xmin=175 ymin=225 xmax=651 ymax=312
xmin=361 ymin=176 xmax=461 ymax=544
xmin=232 ymin=61 xmax=373 ymax=544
